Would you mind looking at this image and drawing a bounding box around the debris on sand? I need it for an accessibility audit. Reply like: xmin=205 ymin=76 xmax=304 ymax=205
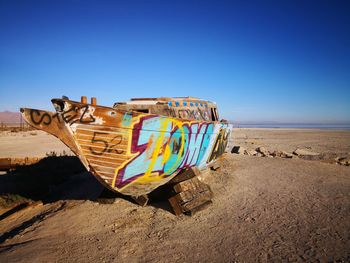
xmin=244 ymin=149 xmax=258 ymax=156
xmin=270 ymin=150 xmax=294 ymax=158
xmin=231 ymin=146 xmax=243 ymax=154
xmin=231 ymin=145 xmax=349 ymax=166
xmin=293 ymin=148 xmax=320 ymax=156
xmin=336 ymin=157 xmax=350 ymax=166
xmin=255 ymin=146 xmax=270 ymax=156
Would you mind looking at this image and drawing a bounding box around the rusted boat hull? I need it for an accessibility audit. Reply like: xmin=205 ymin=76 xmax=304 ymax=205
xmin=21 ymin=98 xmax=232 ymax=196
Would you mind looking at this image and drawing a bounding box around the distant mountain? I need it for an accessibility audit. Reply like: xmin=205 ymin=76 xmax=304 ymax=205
xmin=0 ymin=111 xmax=21 ymax=124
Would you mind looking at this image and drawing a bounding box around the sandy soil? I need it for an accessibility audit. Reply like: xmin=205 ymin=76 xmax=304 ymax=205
xmin=233 ymin=128 xmax=350 ymax=154
xmin=0 ymin=130 xmax=72 ymax=158
xmin=0 ymin=129 xmax=349 ymax=262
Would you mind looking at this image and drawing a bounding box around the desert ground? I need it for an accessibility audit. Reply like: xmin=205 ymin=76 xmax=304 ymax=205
xmin=0 ymin=128 xmax=349 ymax=262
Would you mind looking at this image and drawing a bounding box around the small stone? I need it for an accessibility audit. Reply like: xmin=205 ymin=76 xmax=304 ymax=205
xmin=286 ymin=152 xmax=293 ymax=158
xmin=280 ymin=151 xmax=293 ymax=158
xmin=231 ymin=146 xmax=246 ymax=154
xmin=245 ymin=149 xmax=258 ymax=156
xmin=238 ymin=147 xmax=247 ymax=154
xmin=270 ymin=150 xmax=293 ymax=158
xmin=338 ymin=158 xmax=350 ymax=166
xmin=270 ymin=151 xmax=280 ymax=157
xmin=293 ymin=148 xmax=320 ymax=156
xmin=256 ymin=146 xmax=269 ymax=156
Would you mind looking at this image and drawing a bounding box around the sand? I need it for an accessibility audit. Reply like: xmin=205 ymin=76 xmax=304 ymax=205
xmin=0 ymin=128 xmax=349 ymax=262
xmin=234 ymin=128 xmax=350 ymax=155
xmin=0 ymin=131 xmax=73 ymax=158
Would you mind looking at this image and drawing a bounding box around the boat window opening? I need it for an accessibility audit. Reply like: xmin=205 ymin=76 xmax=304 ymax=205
xmin=211 ymin=108 xmax=219 ymax=121
xmin=133 ymin=109 xmax=149 ymax=113
xmin=214 ymin=108 xmax=219 ymax=120
xmin=210 ymin=108 xmax=217 ymax=121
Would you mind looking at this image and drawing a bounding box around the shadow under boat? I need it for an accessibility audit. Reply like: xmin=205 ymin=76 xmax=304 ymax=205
xmin=0 ymin=156 xmax=174 ymax=213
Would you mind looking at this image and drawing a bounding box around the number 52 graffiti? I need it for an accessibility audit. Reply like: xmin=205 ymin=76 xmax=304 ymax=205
xmin=89 ymin=132 xmax=124 ymax=155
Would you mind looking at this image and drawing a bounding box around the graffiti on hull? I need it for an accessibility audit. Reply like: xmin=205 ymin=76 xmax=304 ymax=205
xmin=21 ymin=100 xmax=232 ymax=195
xmin=208 ymin=127 xmax=231 ymax=162
xmin=114 ymin=116 xmax=230 ymax=189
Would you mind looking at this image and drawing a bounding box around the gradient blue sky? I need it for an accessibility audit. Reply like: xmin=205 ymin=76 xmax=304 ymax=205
xmin=0 ymin=0 xmax=349 ymax=123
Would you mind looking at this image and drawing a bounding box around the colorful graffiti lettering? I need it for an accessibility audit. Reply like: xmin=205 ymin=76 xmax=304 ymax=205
xmin=208 ymin=128 xmax=231 ymax=162
xmin=114 ymin=116 xmax=228 ymax=189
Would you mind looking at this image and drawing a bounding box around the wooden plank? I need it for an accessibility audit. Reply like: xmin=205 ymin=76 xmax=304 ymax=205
xmin=132 ymin=195 xmax=149 ymax=207
xmin=175 ymin=190 xmax=194 ymax=203
xmin=75 ymin=126 xmax=128 ymax=135
xmin=91 ymin=165 xmax=116 ymax=172
xmin=76 ymin=125 xmax=129 ymax=134
xmin=190 ymin=177 xmax=206 ymax=192
xmin=81 ymin=150 xmax=129 ymax=161
xmin=79 ymin=143 xmax=125 ymax=153
xmin=173 ymin=180 xmax=195 ymax=193
xmin=170 ymin=166 xmax=201 ymax=183
xmin=79 ymin=144 xmax=127 ymax=157
xmin=173 ymin=177 xmax=206 ymax=193
xmin=87 ymin=158 xmax=120 ymax=167
xmin=181 ymin=190 xmax=213 ymax=212
xmin=168 ymin=196 xmax=184 ymax=216
xmin=77 ymin=137 xmax=129 ymax=146
xmin=168 ymin=178 xmax=214 ymax=215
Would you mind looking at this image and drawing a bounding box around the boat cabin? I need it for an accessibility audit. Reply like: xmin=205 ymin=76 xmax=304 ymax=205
xmin=113 ymin=97 xmax=220 ymax=122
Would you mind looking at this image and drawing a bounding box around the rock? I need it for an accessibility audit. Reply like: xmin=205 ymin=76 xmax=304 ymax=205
xmin=338 ymin=158 xmax=350 ymax=166
xmin=280 ymin=151 xmax=293 ymax=158
xmin=231 ymin=146 xmax=237 ymax=154
xmin=270 ymin=151 xmax=276 ymax=157
xmin=238 ymin=147 xmax=246 ymax=154
xmin=256 ymin=146 xmax=269 ymax=156
xmin=293 ymin=148 xmax=320 ymax=156
xmin=270 ymin=151 xmax=281 ymax=157
xmin=276 ymin=151 xmax=283 ymax=157
xmin=231 ymin=146 xmax=246 ymax=154
xmin=269 ymin=150 xmax=293 ymax=158
xmin=244 ymin=149 xmax=258 ymax=156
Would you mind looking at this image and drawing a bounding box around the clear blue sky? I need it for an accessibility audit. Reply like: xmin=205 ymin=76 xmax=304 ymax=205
xmin=0 ymin=0 xmax=349 ymax=123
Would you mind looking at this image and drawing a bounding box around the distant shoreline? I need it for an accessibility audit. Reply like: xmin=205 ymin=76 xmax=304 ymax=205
xmin=233 ymin=124 xmax=350 ymax=130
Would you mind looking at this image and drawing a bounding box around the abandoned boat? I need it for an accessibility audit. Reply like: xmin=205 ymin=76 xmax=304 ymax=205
xmin=20 ymin=96 xmax=232 ymax=196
